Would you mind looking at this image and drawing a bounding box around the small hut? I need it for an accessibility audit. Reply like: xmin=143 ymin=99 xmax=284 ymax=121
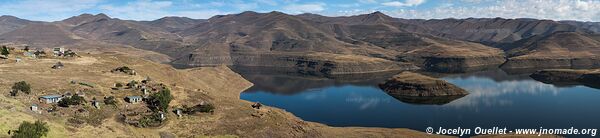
xmin=52 ymin=62 xmax=64 ymax=69
xmin=92 ymin=100 xmax=101 ymax=109
xmin=30 ymin=104 xmax=38 ymax=112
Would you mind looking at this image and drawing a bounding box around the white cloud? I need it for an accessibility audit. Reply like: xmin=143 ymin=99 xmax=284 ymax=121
xmin=334 ymin=3 xmax=361 ymax=8
xmin=255 ymin=0 xmax=278 ymax=6
xmin=382 ymin=0 xmax=426 ymax=7
xmin=99 ymin=0 xmax=227 ymax=20
xmin=358 ymin=0 xmax=378 ymax=3
xmin=389 ymin=0 xmax=600 ymax=22
xmin=231 ymin=1 xmax=259 ymax=11
xmin=0 ymin=0 xmax=101 ymax=21
xmin=282 ymin=3 xmax=326 ymax=14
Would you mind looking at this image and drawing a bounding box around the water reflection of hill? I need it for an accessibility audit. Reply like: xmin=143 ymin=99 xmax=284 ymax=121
xmin=234 ymin=66 xmax=557 ymax=95
xmin=423 ymin=69 xmax=532 ymax=82
xmin=386 ymin=95 xmax=466 ymax=105
xmin=233 ymin=66 xmax=396 ymax=95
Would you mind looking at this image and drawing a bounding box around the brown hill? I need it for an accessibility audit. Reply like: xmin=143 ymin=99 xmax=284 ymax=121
xmin=10 ymin=11 xmax=600 ymax=71
xmin=172 ymin=11 xmax=417 ymax=73
xmin=502 ymin=32 xmax=600 ymax=69
xmin=298 ymin=12 xmax=505 ymax=71
xmin=0 ymin=15 xmax=38 ymax=34
xmin=0 ymin=23 xmax=80 ymax=46
xmin=141 ymin=16 xmax=206 ymax=32
xmin=398 ymin=18 xmax=590 ymax=45
xmin=59 ymin=14 xmax=191 ymax=58
xmin=560 ymin=21 xmax=600 ymax=34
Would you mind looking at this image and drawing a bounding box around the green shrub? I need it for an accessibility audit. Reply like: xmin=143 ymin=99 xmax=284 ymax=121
xmin=115 ymin=83 xmax=123 ymax=88
xmin=126 ymin=80 xmax=138 ymax=88
xmin=182 ymin=104 xmax=215 ymax=114
xmin=147 ymin=88 xmax=173 ymax=112
xmin=58 ymin=94 xmax=86 ymax=107
xmin=104 ymin=96 xmax=117 ymax=105
xmin=10 ymin=120 xmax=49 ymax=138
xmin=11 ymin=81 xmax=31 ymax=95
xmin=137 ymin=113 xmax=162 ymax=127
xmin=33 ymin=51 xmax=45 ymax=56
xmin=1 ymin=46 xmax=9 ymax=56
xmin=196 ymin=104 xmax=215 ymax=113
xmin=78 ymin=82 xmax=94 ymax=88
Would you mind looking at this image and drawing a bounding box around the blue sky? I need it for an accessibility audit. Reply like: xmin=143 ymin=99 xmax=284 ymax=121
xmin=1 ymin=0 xmax=600 ymax=22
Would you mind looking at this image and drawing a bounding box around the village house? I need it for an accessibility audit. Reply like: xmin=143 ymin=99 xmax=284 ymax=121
xmin=30 ymin=104 xmax=38 ymax=112
xmin=125 ymin=96 xmax=143 ymax=103
xmin=39 ymin=95 xmax=63 ymax=104
xmin=92 ymin=100 xmax=101 ymax=109
xmin=159 ymin=112 xmax=166 ymax=120
xmin=63 ymin=92 xmax=73 ymax=98
xmin=76 ymin=91 xmax=85 ymax=97
xmin=23 ymin=51 xmax=36 ymax=58
xmin=53 ymin=47 xmax=65 ymax=56
xmin=175 ymin=108 xmax=183 ymax=118
xmin=141 ymin=76 xmax=152 ymax=84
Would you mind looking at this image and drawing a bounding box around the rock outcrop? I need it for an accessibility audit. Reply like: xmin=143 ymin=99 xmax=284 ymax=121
xmin=173 ymin=52 xmax=418 ymax=75
xmin=379 ymin=72 xmax=468 ymax=97
xmin=405 ymin=55 xmax=506 ymax=72
xmin=530 ymin=69 xmax=600 ymax=89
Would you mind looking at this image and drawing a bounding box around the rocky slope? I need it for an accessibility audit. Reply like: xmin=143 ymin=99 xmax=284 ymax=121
xmin=501 ymin=32 xmax=600 ymax=69
xmin=174 ymin=52 xmax=417 ymax=75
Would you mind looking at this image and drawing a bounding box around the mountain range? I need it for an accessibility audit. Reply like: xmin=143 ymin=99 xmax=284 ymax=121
xmin=1 ymin=11 xmax=599 ymax=73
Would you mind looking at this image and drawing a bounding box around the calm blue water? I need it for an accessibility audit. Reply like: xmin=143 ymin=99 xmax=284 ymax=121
xmin=239 ymin=69 xmax=600 ymax=135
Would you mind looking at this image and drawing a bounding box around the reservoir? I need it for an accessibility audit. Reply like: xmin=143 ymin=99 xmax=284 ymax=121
xmin=237 ymin=68 xmax=600 ymax=134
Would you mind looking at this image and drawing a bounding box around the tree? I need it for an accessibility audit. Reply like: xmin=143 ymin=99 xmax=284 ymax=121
xmin=23 ymin=46 xmax=29 ymax=52
xmin=11 ymin=81 xmax=31 ymax=95
xmin=33 ymin=51 xmax=45 ymax=56
xmin=1 ymin=46 xmax=9 ymax=56
xmin=10 ymin=120 xmax=49 ymax=138
xmin=148 ymin=88 xmax=173 ymax=112
xmin=104 ymin=96 xmax=117 ymax=105
xmin=58 ymin=94 xmax=86 ymax=107
xmin=181 ymin=104 xmax=215 ymax=114
xmin=9 ymin=90 xmax=18 ymax=96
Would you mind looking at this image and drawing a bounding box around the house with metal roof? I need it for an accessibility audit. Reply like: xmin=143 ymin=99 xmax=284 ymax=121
xmin=39 ymin=95 xmax=63 ymax=104
xmin=125 ymin=96 xmax=143 ymax=103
